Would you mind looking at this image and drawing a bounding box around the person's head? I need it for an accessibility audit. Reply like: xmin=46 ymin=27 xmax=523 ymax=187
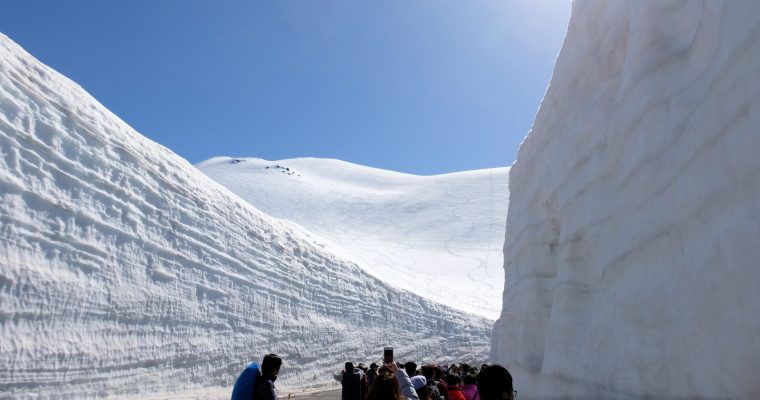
xmin=433 ymin=366 xmax=443 ymax=380
xmin=463 ymin=374 xmax=477 ymax=386
xmin=370 ymin=363 xmax=378 ymax=371
xmin=261 ymin=354 xmax=283 ymax=377
xmin=421 ymin=365 xmax=436 ymax=379
xmin=405 ymin=361 xmax=417 ymax=378
xmin=368 ymin=367 xmax=402 ymax=400
xmin=358 ymin=363 xmax=368 ymax=372
xmin=476 ymin=365 xmax=514 ymax=400
xmin=445 ymin=374 xmax=461 ymax=387
xmin=345 ymin=362 xmax=354 ymax=372
xmin=411 ymin=376 xmax=427 ymax=391
xmin=460 ymin=364 xmax=470 ymax=374
xmin=415 ymin=385 xmax=434 ymax=400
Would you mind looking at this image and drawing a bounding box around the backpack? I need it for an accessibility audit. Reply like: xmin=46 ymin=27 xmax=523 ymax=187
xmin=231 ymin=362 xmax=261 ymax=400
xmin=426 ymin=380 xmax=443 ymax=400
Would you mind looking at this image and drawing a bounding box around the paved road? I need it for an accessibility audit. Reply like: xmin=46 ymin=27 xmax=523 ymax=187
xmin=289 ymin=389 xmax=341 ymax=400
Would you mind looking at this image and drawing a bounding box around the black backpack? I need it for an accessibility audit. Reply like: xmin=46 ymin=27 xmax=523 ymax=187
xmin=426 ymin=380 xmax=443 ymax=400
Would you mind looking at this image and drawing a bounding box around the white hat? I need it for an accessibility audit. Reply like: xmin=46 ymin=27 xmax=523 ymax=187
xmin=411 ymin=375 xmax=427 ymax=390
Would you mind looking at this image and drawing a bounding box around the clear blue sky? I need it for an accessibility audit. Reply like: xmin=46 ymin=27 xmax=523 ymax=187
xmin=1 ymin=1 xmax=570 ymax=175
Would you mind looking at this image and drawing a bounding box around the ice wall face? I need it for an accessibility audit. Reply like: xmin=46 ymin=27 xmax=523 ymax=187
xmin=492 ymin=1 xmax=760 ymax=399
xmin=0 ymin=34 xmax=491 ymax=399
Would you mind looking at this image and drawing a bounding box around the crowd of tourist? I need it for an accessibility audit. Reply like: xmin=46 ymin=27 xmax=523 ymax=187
xmin=334 ymin=361 xmax=515 ymax=400
xmin=232 ymin=355 xmax=515 ymax=400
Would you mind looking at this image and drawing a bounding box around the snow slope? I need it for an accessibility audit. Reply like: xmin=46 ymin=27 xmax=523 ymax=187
xmin=492 ymin=1 xmax=760 ymax=398
xmin=196 ymin=157 xmax=508 ymax=319
xmin=0 ymin=33 xmax=492 ymax=399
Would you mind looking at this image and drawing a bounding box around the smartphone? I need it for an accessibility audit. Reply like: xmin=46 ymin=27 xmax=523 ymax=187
xmin=383 ymin=346 xmax=393 ymax=364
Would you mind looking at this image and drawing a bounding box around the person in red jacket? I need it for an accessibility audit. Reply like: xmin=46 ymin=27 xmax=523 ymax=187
xmin=446 ymin=374 xmax=465 ymax=400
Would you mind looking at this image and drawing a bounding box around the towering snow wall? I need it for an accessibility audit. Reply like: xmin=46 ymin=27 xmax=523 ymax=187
xmin=0 ymin=33 xmax=491 ymax=399
xmin=492 ymin=1 xmax=760 ymax=399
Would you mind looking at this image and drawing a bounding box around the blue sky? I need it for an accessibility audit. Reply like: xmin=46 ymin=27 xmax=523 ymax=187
xmin=1 ymin=1 xmax=570 ymax=175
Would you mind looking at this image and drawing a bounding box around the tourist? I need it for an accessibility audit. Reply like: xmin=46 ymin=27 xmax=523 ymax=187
xmin=367 ymin=363 xmax=379 ymax=386
xmin=405 ymin=361 xmax=418 ymax=377
xmin=433 ymin=366 xmax=450 ymax=400
xmin=461 ymin=374 xmax=479 ymax=400
xmin=459 ymin=364 xmax=470 ymax=380
xmin=254 ymin=354 xmax=283 ymax=400
xmin=445 ymin=374 xmax=465 ymax=400
xmin=420 ymin=365 xmax=444 ymax=400
xmin=335 ymin=362 xmax=366 ymax=400
xmin=366 ymin=362 xmax=419 ymax=400
xmin=410 ymin=375 xmax=427 ymax=392
xmin=416 ymin=385 xmax=435 ymax=400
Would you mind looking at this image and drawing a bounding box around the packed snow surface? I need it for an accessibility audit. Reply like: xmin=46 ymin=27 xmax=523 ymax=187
xmin=492 ymin=1 xmax=760 ymax=398
xmin=0 ymin=33 xmax=492 ymax=399
xmin=197 ymin=157 xmax=508 ymax=319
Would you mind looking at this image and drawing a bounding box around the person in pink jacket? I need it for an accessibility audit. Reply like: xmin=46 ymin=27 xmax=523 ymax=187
xmin=461 ymin=374 xmax=479 ymax=400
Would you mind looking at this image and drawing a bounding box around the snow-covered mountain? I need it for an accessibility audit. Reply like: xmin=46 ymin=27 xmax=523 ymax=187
xmin=197 ymin=157 xmax=508 ymax=319
xmin=0 ymin=33 xmax=492 ymax=399
xmin=493 ymin=1 xmax=760 ymax=398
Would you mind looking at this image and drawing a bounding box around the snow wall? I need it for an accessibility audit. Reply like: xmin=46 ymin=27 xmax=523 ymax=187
xmin=492 ymin=1 xmax=760 ymax=399
xmin=0 ymin=34 xmax=491 ymax=399
xmin=197 ymin=157 xmax=509 ymax=320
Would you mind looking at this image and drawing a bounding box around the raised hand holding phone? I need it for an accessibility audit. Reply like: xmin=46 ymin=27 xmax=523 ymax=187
xmin=383 ymin=346 xmax=393 ymax=364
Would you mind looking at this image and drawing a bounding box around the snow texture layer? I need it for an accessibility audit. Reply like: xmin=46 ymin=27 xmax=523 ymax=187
xmin=0 ymin=33 xmax=492 ymax=399
xmin=492 ymin=1 xmax=760 ymax=399
xmin=197 ymin=157 xmax=508 ymax=319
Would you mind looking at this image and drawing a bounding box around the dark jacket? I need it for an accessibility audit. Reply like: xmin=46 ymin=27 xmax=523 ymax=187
xmin=335 ymin=369 xmax=364 ymax=400
xmin=426 ymin=379 xmax=443 ymax=400
xmin=437 ymin=380 xmax=450 ymax=400
xmin=367 ymin=369 xmax=378 ymax=387
xmin=254 ymin=376 xmax=277 ymax=400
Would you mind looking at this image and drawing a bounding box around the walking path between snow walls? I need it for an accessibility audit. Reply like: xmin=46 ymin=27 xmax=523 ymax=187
xmin=492 ymin=1 xmax=760 ymax=399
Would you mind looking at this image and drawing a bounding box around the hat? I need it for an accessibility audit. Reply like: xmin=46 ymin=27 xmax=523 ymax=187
xmin=411 ymin=376 xmax=427 ymax=390
xmin=370 ymin=363 xmax=378 ymax=369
